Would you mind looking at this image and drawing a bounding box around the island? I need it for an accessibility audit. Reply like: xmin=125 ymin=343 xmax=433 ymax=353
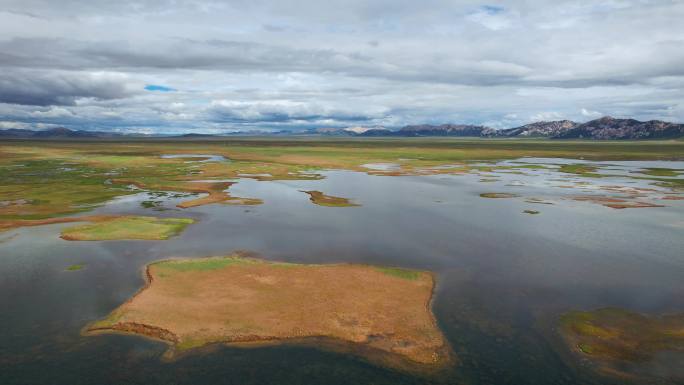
xmin=301 ymin=190 xmax=360 ymax=207
xmin=86 ymin=255 xmax=452 ymax=369
xmin=61 ymin=216 xmax=194 ymax=241
xmin=559 ymin=308 xmax=684 ymax=378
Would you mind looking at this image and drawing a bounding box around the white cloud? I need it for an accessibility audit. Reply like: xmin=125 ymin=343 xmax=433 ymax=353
xmin=581 ymin=108 xmax=602 ymax=118
xmin=0 ymin=0 xmax=682 ymax=132
xmin=29 ymin=107 xmax=74 ymax=118
xmin=530 ymin=111 xmax=565 ymax=121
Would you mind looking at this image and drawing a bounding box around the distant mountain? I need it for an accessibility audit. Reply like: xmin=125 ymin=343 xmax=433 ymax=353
xmin=176 ymin=133 xmax=218 ymax=138
xmin=304 ymin=126 xmax=392 ymax=136
xmin=308 ymin=127 xmax=355 ymax=136
xmin=0 ymin=127 xmax=124 ymax=138
xmin=360 ymin=118 xmax=683 ymax=139
xmin=555 ymin=116 xmax=684 ymax=139
xmin=492 ymin=120 xmax=578 ymax=137
xmin=0 ymin=128 xmax=34 ymax=138
xmin=2 ymin=117 xmax=682 ymax=140
xmin=396 ymin=124 xmax=488 ymax=137
xmin=358 ymin=128 xmax=397 ymax=137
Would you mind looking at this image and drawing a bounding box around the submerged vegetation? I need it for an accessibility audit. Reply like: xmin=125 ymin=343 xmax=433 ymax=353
xmin=560 ymin=308 xmax=684 ymax=377
xmin=65 ymin=264 xmax=85 ymax=271
xmin=479 ymin=192 xmax=520 ymax=199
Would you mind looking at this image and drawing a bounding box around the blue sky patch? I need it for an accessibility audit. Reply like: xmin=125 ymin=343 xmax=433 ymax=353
xmin=481 ymin=5 xmax=504 ymax=14
xmin=145 ymin=84 xmax=176 ymax=92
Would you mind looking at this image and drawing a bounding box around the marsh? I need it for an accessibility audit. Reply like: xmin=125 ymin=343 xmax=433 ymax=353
xmin=1 ymin=139 xmax=683 ymax=385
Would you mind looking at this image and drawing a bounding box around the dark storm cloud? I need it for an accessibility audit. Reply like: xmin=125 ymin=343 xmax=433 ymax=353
xmin=0 ymin=70 xmax=139 ymax=106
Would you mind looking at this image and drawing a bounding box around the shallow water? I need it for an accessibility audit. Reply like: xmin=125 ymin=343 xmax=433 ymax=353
xmin=1 ymin=158 xmax=683 ymax=385
xmin=160 ymin=154 xmax=228 ymax=162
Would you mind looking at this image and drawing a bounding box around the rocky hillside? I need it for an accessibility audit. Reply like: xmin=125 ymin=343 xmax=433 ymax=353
xmin=555 ymin=117 xmax=684 ymax=139
xmin=397 ymin=124 xmax=488 ymax=137
xmin=364 ymin=117 xmax=683 ymax=139
xmin=492 ymin=120 xmax=578 ymax=137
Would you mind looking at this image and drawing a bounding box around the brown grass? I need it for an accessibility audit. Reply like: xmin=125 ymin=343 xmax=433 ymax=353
xmin=112 ymin=180 xmax=262 ymax=208
xmin=87 ymin=255 xmax=453 ymax=370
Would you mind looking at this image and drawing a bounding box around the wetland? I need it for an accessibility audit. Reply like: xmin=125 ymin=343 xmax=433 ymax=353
xmin=1 ymin=138 xmax=684 ymax=385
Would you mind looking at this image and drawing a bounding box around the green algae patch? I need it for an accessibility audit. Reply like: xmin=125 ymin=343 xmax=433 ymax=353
xmin=61 ymin=216 xmax=194 ymax=241
xmin=559 ymin=308 xmax=684 ymax=364
xmin=66 ymin=264 xmax=85 ymax=271
xmin=301 ymin=190 xmax=360 ymax=207
xmin=479 ymin=192 xmax=520 ymax=199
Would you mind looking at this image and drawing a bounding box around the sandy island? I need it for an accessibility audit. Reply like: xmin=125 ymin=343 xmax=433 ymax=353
xmin=86 ymin=255 xmax=453 ymax=370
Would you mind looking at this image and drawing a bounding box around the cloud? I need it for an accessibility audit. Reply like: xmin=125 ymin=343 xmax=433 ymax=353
xmin=0 ymin=0 xmax=682 ymax=132
xmin=208 ymin=100 xmax=386 ymax=125
xmin=530 ymin=111 xmax=565 ymax=122
xmin=467 ymin=5 xmax=515 ymax=30
xmin=581 ymin=108 xmax=602 ymax=118
xmin=29 ymin=107 xmax=75 ymax=118
xmin=0 ymin=70 xmax=140 ymax=106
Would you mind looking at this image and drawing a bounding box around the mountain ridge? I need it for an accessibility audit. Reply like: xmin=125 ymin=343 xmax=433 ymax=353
xmin=1 ymin=117 xmax=682 ymax=139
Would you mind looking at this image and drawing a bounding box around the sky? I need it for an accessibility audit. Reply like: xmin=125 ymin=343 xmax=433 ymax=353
xmin=0 ymin=0 xmax=683 ymax=134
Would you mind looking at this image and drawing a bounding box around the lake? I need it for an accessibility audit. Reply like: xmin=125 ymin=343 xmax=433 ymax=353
xmin=1 ymin=158 xmax=683 ymax=385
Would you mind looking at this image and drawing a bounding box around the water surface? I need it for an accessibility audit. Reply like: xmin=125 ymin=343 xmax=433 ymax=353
xmin=1 ymin=158 xmax=683 ymax=385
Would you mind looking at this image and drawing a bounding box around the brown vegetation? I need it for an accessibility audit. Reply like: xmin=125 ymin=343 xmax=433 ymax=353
xmin=87 ymin=255 xmax=453 ymax=370
xmin=571 ymin=196 xmax=665 ymax=209
xmin=301 ymin=190 xmax=360 ymax=207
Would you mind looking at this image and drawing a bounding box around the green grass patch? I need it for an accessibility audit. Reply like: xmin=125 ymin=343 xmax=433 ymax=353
xmin=65 ymin=264 xmax=85 ymax=271
xmin=640 ymin=168 xmax=681 ymax=177
xmin=156 ymin=256 xmax=263 ymax=272
xmin=375 ymin=266 xmax=421 ymax=280
xmin=61 ymin=216 xmax=194 ymax=241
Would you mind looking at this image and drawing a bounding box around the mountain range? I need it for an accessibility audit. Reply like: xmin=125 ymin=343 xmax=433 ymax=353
xmin=1 ymin=117 xmax=683 ymax=140
xmin=354 ymin=117 xmax=683 ymax=139
xmin=0 ymin=127 xmax=126 ymax=139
